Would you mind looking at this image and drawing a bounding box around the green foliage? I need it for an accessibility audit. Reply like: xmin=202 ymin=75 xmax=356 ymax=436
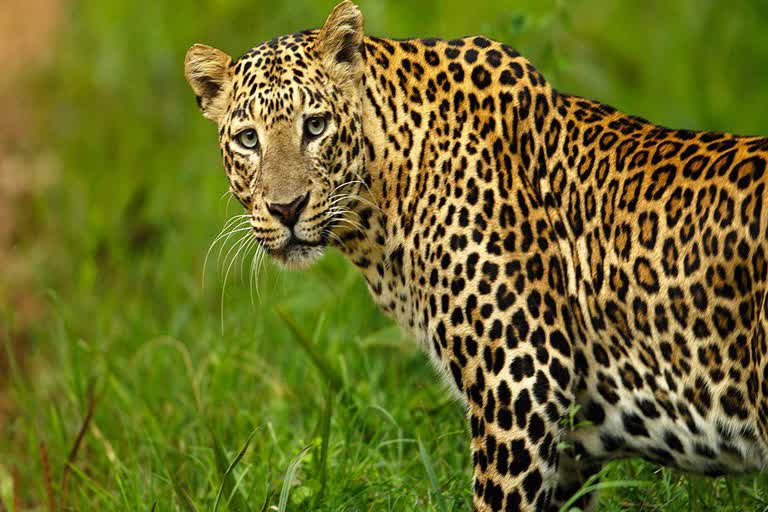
xmin=4 ymin=0 xmax=768 ymax=510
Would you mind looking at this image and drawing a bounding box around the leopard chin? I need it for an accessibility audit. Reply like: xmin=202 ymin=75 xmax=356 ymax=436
xmin=269 ymin=243 xmax=325 ymax=270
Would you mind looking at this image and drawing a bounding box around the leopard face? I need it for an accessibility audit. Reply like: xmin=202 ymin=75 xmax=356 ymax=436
xmin=184 ymin=5 xmax=367 ymax=269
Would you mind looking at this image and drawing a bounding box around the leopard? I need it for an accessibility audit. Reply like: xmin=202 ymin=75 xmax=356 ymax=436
xmin=184 ymin=2 xmax=768 ymax=510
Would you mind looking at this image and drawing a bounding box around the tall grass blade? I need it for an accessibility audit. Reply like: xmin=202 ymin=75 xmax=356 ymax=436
xmin=559 ymin=478 xmax=651 ymax=512
xmin=418 ymin=438 xmax=448 ymax=512
xmin=278 ymin=445 xmax=312 ymax=512
xmin=213 ymin=426 xmax=260 ymax=512
xmin=170 ymin=472 xmax=200 ymax=512
xmin=315 ymin=384 xmax=335 ymax=506
xmin=39 ymin=442 xmax=55 ymax=512
xmin=210 ymin=428 xmax=252 ymax=512
xmin=274 ymin=307 xmax=343 ymax=391
xmin=61 ymin=383 xmax=97 ymax=509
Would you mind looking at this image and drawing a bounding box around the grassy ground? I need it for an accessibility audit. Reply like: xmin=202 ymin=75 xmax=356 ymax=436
xmin=4 ymin=0 xmax=768 ymax=510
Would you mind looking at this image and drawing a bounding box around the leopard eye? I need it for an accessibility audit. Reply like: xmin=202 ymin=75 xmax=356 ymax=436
xmin=236 ymin=129 xmax=259 ymax=150
xmin=304 ymin=116 xmax=327 ymax=138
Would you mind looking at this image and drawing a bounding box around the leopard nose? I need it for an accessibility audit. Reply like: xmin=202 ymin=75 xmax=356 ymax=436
xmin=266 ymin=193 xmax=309 ymax=227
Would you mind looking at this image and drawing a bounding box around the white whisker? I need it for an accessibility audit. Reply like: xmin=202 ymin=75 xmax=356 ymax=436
xmin=250 ymin=243 xmax=268 ymax=303
xmin=254 ymin=244 xmax=262 ymax=306
xmin=203 ymin=219 xmax=252 ymax=288
xmin=219 ymin=229 xmax=252 ymax=274
xmin=220 ymin=232 xmax=253 ymax=333
xmin=328 ymin=179 xmax=364 ymax=196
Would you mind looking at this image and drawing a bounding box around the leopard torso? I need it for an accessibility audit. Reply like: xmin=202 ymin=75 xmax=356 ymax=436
xmin=186 ymin=3 xmax=768 ymax=510
xmin=346 ymin=35 xmax=768 ymax=510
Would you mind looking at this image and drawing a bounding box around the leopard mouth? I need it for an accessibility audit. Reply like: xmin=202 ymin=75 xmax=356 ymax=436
xmin=272 ymin=234 xmax=325 ymax=252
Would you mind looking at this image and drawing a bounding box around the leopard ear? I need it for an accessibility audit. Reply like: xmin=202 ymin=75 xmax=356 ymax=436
xmin=184 ymin=44 xmax=233 ymax=123
xmin=315 ymin=1 xmax=365 ymax=87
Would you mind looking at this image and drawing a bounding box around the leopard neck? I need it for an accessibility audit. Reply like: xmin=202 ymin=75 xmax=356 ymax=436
xmin=334 ymin=37 xmax=567 ymax=282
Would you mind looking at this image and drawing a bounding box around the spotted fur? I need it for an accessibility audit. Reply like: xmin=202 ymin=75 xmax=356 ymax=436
xmin=185 ymin=2 xmax=768 ymax=510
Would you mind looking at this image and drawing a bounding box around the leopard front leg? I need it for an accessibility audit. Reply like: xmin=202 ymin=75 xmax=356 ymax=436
xmin=423 ymin=192 xmax=581 ymax=510
xmin=461 ymin=319 xmax=577 ymax=512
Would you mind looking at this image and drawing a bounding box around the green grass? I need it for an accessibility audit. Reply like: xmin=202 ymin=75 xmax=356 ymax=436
xmin=4 ymin=0 xmax=768 ymax=510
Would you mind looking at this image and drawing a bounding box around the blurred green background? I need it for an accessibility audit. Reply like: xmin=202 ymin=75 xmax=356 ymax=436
xmin=2 ymin=0 xmax=768 ymax=510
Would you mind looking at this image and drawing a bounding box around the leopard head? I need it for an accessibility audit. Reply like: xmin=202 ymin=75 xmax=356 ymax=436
xmin=185 ymin=1 xmax=366 ymax=269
